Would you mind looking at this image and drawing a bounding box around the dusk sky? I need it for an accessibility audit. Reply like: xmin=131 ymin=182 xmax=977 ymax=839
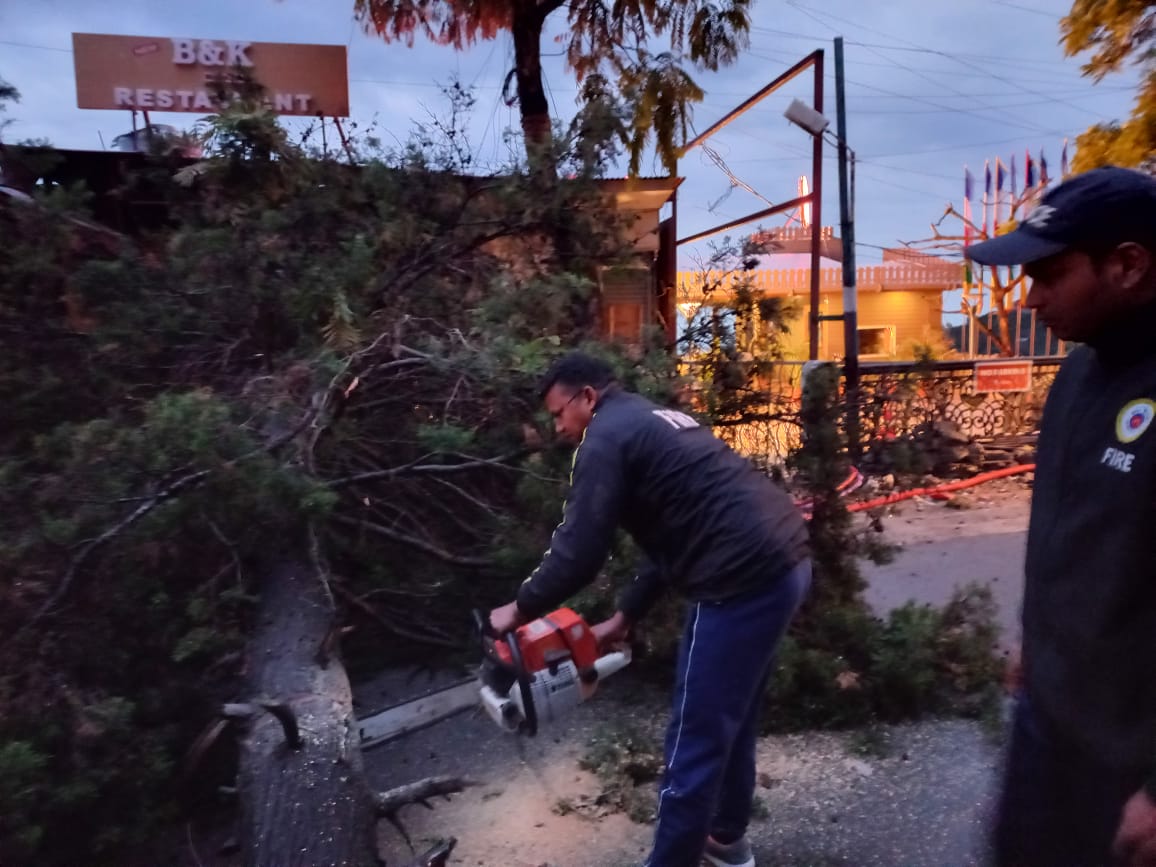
xmin=0 ymin=0 xmax=1141 ymax=280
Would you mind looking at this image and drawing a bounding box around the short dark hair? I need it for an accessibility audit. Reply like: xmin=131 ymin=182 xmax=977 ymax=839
xmin=1080 ymin=228 xmax=1156 ymax=270
xmin=538 ymin=351 xmax=616 ymax=399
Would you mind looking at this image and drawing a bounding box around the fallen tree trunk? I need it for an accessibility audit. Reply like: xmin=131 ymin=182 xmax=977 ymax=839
xmin=232 ymin=557 xmax=472 ymax=866
xmin=236 ymin=557 xmax=379 ymax=866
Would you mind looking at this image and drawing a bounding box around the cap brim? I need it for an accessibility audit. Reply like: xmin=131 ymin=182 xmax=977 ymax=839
xmin=964 ymin=230 xmax=1067 ymax=266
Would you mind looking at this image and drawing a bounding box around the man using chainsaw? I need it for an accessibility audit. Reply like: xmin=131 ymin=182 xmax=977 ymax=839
xmin=490 ymin=351 xmax=811 ymax=867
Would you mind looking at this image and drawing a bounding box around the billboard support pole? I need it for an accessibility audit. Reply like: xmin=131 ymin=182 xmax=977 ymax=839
xmin=332 ymin=117 xmax=355 ymax=163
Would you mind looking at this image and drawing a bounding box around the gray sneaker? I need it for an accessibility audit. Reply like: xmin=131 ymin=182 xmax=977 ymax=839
xmin=703 ymin=834 xmax=755 ymax=867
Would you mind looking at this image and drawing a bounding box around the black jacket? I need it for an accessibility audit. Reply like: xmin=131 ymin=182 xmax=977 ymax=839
xmin=1023 ymin=304 xmax=1156 ymax=771
xmin=516 ymin=388 xmax=809 ymax=622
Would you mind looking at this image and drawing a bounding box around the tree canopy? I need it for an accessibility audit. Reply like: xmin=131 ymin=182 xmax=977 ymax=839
xmin=1062 ymin=0 xmax=1156 ymax=172
xmin=353 ymin=0 xmax=752 ymax=175
xmin=0 ymin=84 xmax=674 ymax=863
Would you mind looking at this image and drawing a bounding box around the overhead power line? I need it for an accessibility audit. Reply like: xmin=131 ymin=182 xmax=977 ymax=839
xmin=784 ymin=1 xmax=1096 ymax=117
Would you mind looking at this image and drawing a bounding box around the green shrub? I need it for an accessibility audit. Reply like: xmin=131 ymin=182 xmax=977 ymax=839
xmin=764 ymin=584 xmax=1005 ymax=732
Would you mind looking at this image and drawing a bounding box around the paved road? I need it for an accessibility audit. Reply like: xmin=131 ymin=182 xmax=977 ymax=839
xmin=750 ymin=718 xmax=1004 ymax=867
xmin=861 ymin=486 xmax=1029 ymax=651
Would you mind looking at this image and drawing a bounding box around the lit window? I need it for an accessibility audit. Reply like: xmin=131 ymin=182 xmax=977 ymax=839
xmin=858 ymin=326 xmax=895 ymax=357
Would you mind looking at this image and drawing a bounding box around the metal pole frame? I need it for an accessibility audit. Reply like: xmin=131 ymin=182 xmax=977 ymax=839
xmin=677 ymin=49 xmax=826 ymax=361
xmin=834 ymin=36 xmax=860 ymax=458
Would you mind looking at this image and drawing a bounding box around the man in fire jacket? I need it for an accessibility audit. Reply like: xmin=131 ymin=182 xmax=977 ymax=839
xmin=490 ymin=351 xmax=811 ymax=867
xmin=965 ymin=166 xmax=1156 ymax=867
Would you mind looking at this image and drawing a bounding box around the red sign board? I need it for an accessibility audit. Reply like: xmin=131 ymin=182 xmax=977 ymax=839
xmin=974 ymin=360 xmax=1033 ymax=393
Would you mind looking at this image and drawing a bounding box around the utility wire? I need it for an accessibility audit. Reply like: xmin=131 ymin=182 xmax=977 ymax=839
xmin=785 ymin=1 xmax=1095 ymax=117
xmin=780 ymin=0 xmax=1123 ymax=121
xmin=699 ymin=141 xmax=776 ymax=207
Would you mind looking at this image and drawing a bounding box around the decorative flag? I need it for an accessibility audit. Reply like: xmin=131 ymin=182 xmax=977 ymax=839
xmin=995 ymin=158 xmax=1006 ymax=226
xmin=1025 ymin=150 xmax=1036 ymax=189
xmin=1061 ymin=139 xmax=1069 ymax=178
xmin=964 ymin=167 xmax=974 ymax=289
xmin=1040 ymin=149 xmax=1050 ymax=185
xmin=983 ymin=160 xmax=992 ymax=235
xmin=1010 ymin=154 xmax=1018 ymax=200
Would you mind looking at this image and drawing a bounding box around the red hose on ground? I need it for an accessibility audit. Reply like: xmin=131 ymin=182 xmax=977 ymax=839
xmin=843 ymin=463 xmax=1036 ymax=514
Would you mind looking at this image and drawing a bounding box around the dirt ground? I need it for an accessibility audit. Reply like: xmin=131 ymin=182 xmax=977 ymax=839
xmin=360 ymin=478 xmax=1033 ymax=867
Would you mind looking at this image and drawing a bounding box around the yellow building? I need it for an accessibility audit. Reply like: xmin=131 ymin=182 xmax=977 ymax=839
xmin=677 ymin=235 xmax=962 ymax=361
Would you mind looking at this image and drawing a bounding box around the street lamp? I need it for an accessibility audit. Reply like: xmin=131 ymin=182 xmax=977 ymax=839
xmin=783 ymin=98 xmax=830 ymax=138
xmin=784 ymin=36 xmax=860 ymax=459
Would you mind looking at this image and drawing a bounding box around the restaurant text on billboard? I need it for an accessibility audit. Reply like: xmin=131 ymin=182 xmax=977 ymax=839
xmin=72 ymin=33 xmax=349 ymax=117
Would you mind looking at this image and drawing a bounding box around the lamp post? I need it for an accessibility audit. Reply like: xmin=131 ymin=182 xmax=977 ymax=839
xmin=784 ymin=36 xmax=860 ymax=459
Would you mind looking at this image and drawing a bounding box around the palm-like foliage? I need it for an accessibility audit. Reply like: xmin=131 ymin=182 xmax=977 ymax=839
xmin=354 ymin=0 xmax=752 ymax=174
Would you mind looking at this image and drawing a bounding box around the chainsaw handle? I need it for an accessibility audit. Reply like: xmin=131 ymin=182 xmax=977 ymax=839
xmin=472 ymin=608 xmax=497 ymax=640
xmin=473 ymin=609 xmax=510 ymax=673
xmin=472 ymin=609 xmax=537 ymax=737
xmin=505 ymin=626 xmax=538 ymax=737
xmin=473 ymin=609 xmax=522 ymax=678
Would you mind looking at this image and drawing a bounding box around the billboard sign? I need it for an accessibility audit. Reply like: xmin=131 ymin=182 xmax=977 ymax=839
xmin=72 ymin=33 xmax=349 ymax=117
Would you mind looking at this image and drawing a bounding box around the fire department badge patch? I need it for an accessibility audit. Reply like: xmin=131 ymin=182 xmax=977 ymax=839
xmin=1117 ymin=399 xmax=1156 ymax=444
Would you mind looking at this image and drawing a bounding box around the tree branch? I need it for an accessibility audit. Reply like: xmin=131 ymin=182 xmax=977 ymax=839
xmin=327 ymin=452 xmax=524 ymax=488
xmin=429 ymin=475 xmax=503 ymax=518
xmin=405 ymin=838 xmax=457 ymax=867
xmin=223 ymin=701 xmax=303 ymax=749
xmin=331 ymin=514 xmax=492 ymax=568
xmin=5 ymin=409 xmax=316 ymax=645
xmin=384 ymin=225 xmax=544 ymax=301
xmin=961 ymin=298 xmax=1009 ymax=355
xmin=373 ymin=776 xmax=475 ymax=816
xmin=11 ymin=466 xmax=211 ymax=640
xmin=330 ymin=580 xmax=461 ymax=649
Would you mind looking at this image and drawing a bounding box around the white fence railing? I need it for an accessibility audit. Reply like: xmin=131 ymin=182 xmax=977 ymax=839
xmin=677 ymin=265 xmax=962 ymax=300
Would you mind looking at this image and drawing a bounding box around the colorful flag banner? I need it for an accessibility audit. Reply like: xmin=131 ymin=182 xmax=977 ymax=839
xmin=983 ymin=160 xmax=992 ymax=235
xmin=963 ymin=167 xmax=974 ymax=289
xmin=995 ymin=158 xmax=1006 ymax=227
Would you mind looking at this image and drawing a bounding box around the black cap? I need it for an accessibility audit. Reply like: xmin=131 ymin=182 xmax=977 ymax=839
xmin=964 ymin=166 xmax=1156 ymax=266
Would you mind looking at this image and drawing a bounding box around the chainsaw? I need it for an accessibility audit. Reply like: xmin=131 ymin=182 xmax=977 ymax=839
xmin=474 ymin=608 xmax=631 ymax=736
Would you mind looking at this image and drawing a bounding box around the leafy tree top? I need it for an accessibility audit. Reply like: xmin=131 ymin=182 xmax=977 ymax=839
xmin=354 ymin=0 xmax=752 ymax=175
xmin=1062 ymin=0 xmax=1156 ymax=172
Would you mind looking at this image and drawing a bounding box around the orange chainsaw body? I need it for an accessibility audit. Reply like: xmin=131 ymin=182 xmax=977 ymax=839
xmin=492 ymin=607 xmax=600 ymax=675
